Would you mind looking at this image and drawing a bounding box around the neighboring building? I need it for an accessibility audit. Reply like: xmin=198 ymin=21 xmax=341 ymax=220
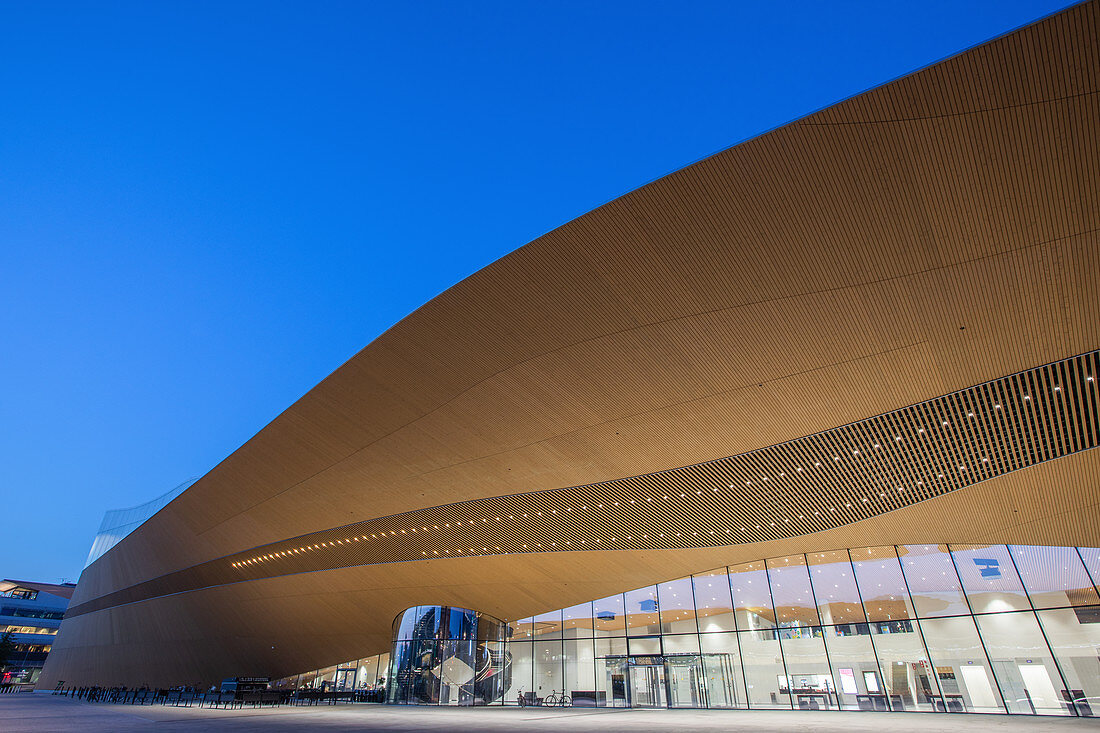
xmin=1 ymin=580 xmax=73 ymax=686
xmin=40 ymin=0 xmax=1100 ymax=719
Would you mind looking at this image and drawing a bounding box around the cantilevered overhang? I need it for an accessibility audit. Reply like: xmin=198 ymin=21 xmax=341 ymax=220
xmin=41 ymin=1 xmax=1099 ymax=688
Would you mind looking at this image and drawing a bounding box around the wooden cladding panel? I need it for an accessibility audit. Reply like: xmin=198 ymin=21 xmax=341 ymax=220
xmin=66 ymin=350 xmax=1100 ymax=619
xmin=41 ymin=446 xmax=1100 ymax=689
xmin=66 ymin=3 xmax=1100 ymax=602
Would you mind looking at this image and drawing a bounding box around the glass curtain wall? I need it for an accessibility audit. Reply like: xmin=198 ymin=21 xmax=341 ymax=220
xmin=388 ymin=606 xmax=509 ymax=706
xmin=296 ymin=545 xmax=1098 ymax=715
xmin=278 ymin=651 xmax=391 ymax=697
xmin=493 ymin=545 xmax=1098 ymax=716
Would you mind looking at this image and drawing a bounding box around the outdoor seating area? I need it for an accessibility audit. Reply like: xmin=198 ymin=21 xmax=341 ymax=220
xmin=50 ymin=685 xmax=382 ymax=708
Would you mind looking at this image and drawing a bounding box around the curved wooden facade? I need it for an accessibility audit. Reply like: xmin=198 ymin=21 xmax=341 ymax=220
xmin=41 ymin=1 xmax=1099 ymax=688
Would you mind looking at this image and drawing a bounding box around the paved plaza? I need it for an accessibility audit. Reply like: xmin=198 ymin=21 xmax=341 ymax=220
xmin=3 ymin=694 xmax=1100 ymax=733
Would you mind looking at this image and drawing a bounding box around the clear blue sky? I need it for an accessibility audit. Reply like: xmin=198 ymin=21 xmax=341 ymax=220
xmin=0 ymin=1 xmax=1077 ymax=583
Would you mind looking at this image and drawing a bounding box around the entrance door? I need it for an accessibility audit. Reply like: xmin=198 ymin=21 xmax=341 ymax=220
xmin=701 ymin=653 xmax=738 ymax=708
xmin=334 ymin=667 xmax=357 ymax=691
xmin=628 ymin=664 xmax=666 ymax=708
xmin=665 ymin=656 xmax=705 ymax=707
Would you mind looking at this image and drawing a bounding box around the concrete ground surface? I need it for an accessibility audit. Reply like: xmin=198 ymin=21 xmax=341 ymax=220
xmin=3 ymin=694 xmax=1100 ymax=732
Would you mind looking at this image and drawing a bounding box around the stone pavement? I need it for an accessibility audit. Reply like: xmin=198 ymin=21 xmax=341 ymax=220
xmin=2 ymin=693 xmax=1098 ymax=732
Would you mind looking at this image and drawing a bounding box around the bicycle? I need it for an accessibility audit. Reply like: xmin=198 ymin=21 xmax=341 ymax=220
xmin=543 ymin=690 xmax=571 ymax=707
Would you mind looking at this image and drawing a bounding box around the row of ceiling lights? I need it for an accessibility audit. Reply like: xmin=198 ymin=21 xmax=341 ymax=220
xmin=232 ymin=381 xmax=1094 ymax=570
xmin=227 ymin=471 xmax=952 ymax=567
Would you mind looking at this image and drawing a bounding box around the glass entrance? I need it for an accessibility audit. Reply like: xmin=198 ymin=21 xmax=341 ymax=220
xmin=701 ymin=653 xmax=739 ymax=708
xmin=665 ymin=655 xmax=706 ymax=707
xmin=615 ymin=656 xmax=706 ymax=708
xmin=628 ymin=664 xmax=665 ymax=708
xmin=334 ymin=667 xmax=357 ymax=691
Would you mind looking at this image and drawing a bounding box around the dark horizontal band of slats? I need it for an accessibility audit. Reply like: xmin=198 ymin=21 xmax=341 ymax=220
xmin=67 ymin=349 xmax=1100 ymax=619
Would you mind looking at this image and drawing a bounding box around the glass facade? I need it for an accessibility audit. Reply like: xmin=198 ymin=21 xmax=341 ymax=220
xmin=277 ymin=651 xmax=390 ymax=700
xmin=387 ymin=606 xmax=509 ymax=705
xmin=84 ymin=478 xmax=198 ymax=567
xmin=496 ymin=545 xmax=1099 ymax=716
xmin=283 ymin=545 xmax=1100 ymax=716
